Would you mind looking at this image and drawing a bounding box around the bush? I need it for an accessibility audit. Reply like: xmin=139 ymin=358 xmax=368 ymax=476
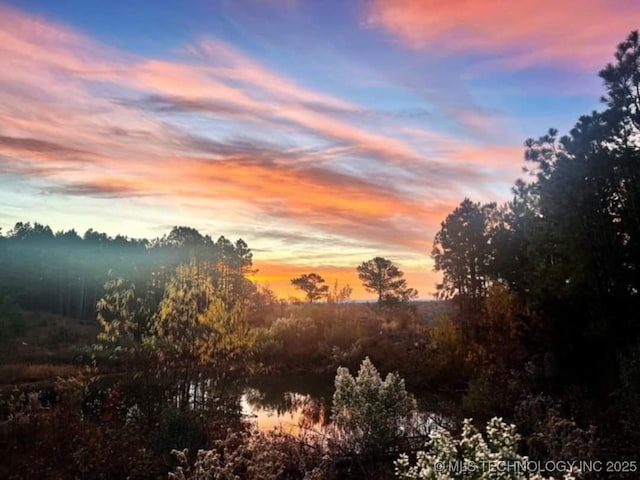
xmin=168 ymin=428 xmax=331 ymax=480
xmin=0 ymin=378 xmax=159 ymax=480
xmin=331 ymin=357 xmax=417 ymax=456
xmin=269 ymin=313 xmax=323 ymax=365
xmin=462 ymin=366 xmax=526 ymax=419
xmin=395 ymin=417 xmax=579 ymax=480
xmin=265 ymin=303 xmax=367 ymax=370
xmin=514 ymin=395 xmax=596 ymax=464
xmin=423 ymin=317 xmax=469 ymax=387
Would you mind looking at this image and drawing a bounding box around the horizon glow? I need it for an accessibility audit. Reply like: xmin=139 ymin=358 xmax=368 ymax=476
xmin=1 ymin=0 xmax=636 ymax=299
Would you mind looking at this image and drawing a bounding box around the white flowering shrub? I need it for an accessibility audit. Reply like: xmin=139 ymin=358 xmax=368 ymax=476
xmin=168 ymin=428 xmax=331 ymax=480
xmin=395 ymin=417 xmax=579 ymax=480
xmin=331 ymin=356 xmax=417 ymax=455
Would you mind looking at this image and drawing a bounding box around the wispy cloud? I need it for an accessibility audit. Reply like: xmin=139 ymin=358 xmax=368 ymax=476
xmin=365 ymin=0 xmax=638 ymax=70
xmin=0 ymin=135 xmax=91 ymax=157
xmin=0 ymin=3 xmax=535 ymax=297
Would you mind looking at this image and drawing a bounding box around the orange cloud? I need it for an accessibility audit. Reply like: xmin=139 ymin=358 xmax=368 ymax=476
xmin=366 ymin=0 xmax=640 ymax=70
xmin=0 ymin=4 xmax=525 ymax=299
xmin=127 ymin=53 xmax=424 ymax=166
xmin=35 ymin=153 xmax=457 ymax=251
xmin=401 ymin=127 xmax=524 ymax=173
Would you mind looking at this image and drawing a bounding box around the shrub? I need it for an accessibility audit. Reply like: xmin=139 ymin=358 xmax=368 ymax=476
xmin=395 ymin=417 xmax=579 ymax=480
xmin=168 ymin=428 xmax=331 ymax=480
xmin=269 ymin=313 xmax=322 ymax=363
xmin=462 ymin=366 xmax=526 ymax=419
xmin=424 ymin=317 xmax=469 ymax=387
xmin=514 ymin=395 xmax=596 ymax=463
xmin=331 ymin=357 xmax=417 ymax=456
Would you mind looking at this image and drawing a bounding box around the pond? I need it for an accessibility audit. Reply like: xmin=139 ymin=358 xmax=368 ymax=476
xmin=240 ymin=373 xmax=453 ymax=436
xmin=67 ymin=371 xmax=337 ymax=429
xmin=241 ymin=373 xmax=334 ymax=433
xmin=4 ymin=370 xmax=455 ymax=437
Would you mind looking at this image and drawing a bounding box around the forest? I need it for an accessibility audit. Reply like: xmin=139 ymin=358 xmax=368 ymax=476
xmin=1 ymin=30 xmax=640 ymax=480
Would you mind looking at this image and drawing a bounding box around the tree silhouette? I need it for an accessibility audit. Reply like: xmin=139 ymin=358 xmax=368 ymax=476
xmin=430 ymin=29 xmax=640 ymax=404
xmin=356 ymin=257 xmax=417 ymax=307
xmin=290 ymin=273 xmax=329 ymax=303
xmin=600 ymin=30 xmax=640 ymax=131
xmin=432 ymin=198 xmax=497 ymax=303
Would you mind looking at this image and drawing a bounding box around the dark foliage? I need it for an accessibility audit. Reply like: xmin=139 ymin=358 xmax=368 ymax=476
xmin=432 ymin=30 xmax=640 ymax=463
xmin=0 ymin=224 xmax=254 ymax=322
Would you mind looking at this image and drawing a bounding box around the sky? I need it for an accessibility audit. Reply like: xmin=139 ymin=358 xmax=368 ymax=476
xmin=0 ymin=0 xmax=638 ymax=300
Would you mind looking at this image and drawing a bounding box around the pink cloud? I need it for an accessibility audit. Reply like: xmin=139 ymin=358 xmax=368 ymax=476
xmin=0 ymin=3 xmax=492 ymax=175
xmin=129 ymin=41 xmax=425 ymax=165
xmin=0 ymin=3 xmax=523 ymax=296
xmin=185 ymin=39 xmax=355 ymax=110
xmin=366 ymin=0 xmax=640 ymax=70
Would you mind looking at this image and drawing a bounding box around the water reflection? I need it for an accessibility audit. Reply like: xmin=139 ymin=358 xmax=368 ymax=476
xmin=77 ymin=372 xmax=450 ymax=440
xmin=240 ymin=375 xmax=450 ymax=438
xmin=240 ymin=374 xmax=332 ymax=433
xmin=242 ymin=390 xmax=327 ymax=433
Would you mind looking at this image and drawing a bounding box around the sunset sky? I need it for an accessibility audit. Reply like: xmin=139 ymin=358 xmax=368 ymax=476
xmin=1 ymin=0 xmax=638 ymax=299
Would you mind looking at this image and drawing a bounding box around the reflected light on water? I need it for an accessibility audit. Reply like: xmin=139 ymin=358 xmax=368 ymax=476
xmin=241 ymin=391 xmax=322 ymax=434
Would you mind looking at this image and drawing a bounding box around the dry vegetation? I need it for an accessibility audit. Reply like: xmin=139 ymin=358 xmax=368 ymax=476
xmin=0 ymin=311 xmax=98 ymax=387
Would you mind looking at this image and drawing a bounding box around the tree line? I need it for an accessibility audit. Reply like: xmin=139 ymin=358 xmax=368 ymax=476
xmin=430 ymin=30 xmax=640 ymax=455
xmin=290 ymin=256 xmax=417 ymax=306
xmin=0 ymin=224 xmax=255 ymax=321
xmin=0 ymin=220 xmax=421 ymax=321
